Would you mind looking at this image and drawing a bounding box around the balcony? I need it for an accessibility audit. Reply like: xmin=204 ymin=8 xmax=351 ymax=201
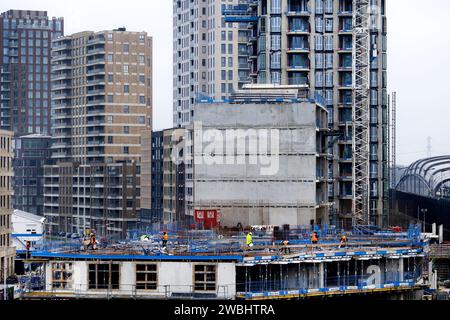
xmin=52 ymin=72 xmax=71 ymax=81
xmin=86 ymin=97 xmax=105 ymax=106
xmin=87 ymin=67 xmax=105 ymax=75
xmin=53 ymin=131 xmax=70 ymax=138
xmin=51 ymin=64 xmax=71 ymax=72
xmin=86 ymin=89 xmax=105 ymax=96
xmin=51 ymin=141 xmax=69 ymax=148
xmin=287 ymin=65 xmax=309 ymax=71
xmin=87 ymin=77 xmax=106 ymax=86
xmin=87 ymin=129 xmax=105 ymax=136
xmin=285 ymin=10 xmax=311 ymax=16
xmin=52 ymin=92 xmax=70 ymax=99
xmin=86 ymin=57 xmax=105 ymax=66
xmin=87 ymin=139 xmax=104 ymax=146
xmin=87 ymin=47 xmax=106 ymax=55
xmin=287 ymin=27 xmax=310 ymax=35
xmin=287 ymin=47 xmax=310 ymax=53
xmin=87 ymin=107 xmax=105 ymax=116
xmin=338 ymin=10 xmax=353 ymax=16
xmin=52 ymin=151 xmax=68 ymax=158
xmin=87 ymin=150 xmax=103 ymax=156
xmin=86 ymin=119 xmax=103 ymax=126
xmin=52 ymin=82 xmax=71 ymax=90
xmin=53 ymin=43 xmax=70 ymax=51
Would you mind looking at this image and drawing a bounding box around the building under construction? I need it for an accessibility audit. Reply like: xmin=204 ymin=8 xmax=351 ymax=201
xmin=14 ymin=225 xmax=434 ymax=300
xmin=222 ymin=0 xmax=389 ymax=228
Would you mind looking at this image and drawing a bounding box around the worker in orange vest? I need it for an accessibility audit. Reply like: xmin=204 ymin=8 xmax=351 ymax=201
xmin=339 ymin=235 xmax=348 ymax=248
xmin=311 ymin=231 xmax=319 ymax=244
xmin=162 ymin=231 xmax=168 ymax=248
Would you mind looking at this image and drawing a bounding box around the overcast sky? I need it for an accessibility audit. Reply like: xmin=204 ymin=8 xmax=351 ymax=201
xmin=2 ymin=0 xmax=449 ymax=166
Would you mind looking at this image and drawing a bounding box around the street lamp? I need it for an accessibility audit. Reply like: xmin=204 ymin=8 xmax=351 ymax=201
xmin=421 ymin=208 xmax=428 ymax=232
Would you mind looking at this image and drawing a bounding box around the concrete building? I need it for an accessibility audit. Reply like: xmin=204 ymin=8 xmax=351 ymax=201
xmin=0 ymin=10 xmax=63 ymax=136
xmin=162 ymin=128 xmax=186 ymax=226
xmin=224 ymin=0 xmax=389 ymax=227
xmin=192 ymin=85 xmax=330 ymax=227
xmin=43 ymin=28 xmax=152 ymax=238
xmin=12 ymin=134 xmax=51 ymax=216
xmin=0 ymin=130 xmax=14 ymax=282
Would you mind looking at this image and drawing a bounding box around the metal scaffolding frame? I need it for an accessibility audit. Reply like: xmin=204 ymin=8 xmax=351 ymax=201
xmin=352 ymin=0 xmax=371 ymax=225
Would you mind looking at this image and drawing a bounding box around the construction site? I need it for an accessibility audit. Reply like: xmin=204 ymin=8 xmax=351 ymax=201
xmin=11 ymin=224 xmax=442 ymax=300
xmin=1 ymin=0 xmax=450 ymax=304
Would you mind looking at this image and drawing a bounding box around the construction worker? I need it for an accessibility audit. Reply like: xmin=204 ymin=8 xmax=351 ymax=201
xmin=162 ymin=231 xmax=168 ymax=248
xmin=281 ymin=240 xmax=291 ymax=254
xmin=339 ymin=234 xmax=348 ymax=248
xmin=86 ymin=233 xmax=97 ymax=250
xmin=311 ymin=231 xmax=319 ymax=244
xmin=25 ymin=241 xmax=31 ymax=259
xmin=246 ymin=231 xmax=253 ymax=247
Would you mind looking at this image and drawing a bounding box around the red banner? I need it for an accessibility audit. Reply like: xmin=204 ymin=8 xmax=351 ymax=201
xmin=195 ymin=210 xmax=220 ymax=229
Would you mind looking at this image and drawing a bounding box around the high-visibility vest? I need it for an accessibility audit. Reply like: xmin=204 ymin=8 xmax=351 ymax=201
xmin=163 ymin=234 xmax=168 ymax=241
xmin=311 ymin=234 xmax=318 ymax=242
xmin=246 ymin=234 xmax=253 ymax=245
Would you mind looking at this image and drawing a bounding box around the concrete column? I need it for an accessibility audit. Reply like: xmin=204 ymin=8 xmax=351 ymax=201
xmin=399 ymin=258 xmax=404 ymax=282
xmin=429 ymin=261 xmax=437 ymax=290
xmin=319 ymin=263 xmax=325 ymax=288
xmin=432 ymin=223 xmax=436 ymax=235
xmin=439 ymin=225 xmax=444 ymax=244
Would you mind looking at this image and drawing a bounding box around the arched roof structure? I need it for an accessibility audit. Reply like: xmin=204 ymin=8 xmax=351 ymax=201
xmin=396 ymin=156 xmax=450 ymax=198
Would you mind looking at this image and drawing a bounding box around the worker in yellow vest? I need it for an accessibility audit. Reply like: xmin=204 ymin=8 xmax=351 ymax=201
xmin=246 ymin=232 xmax=253 ymax=247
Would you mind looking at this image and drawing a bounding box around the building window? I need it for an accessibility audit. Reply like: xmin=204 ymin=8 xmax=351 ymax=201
xmin=135 ymin=264 xmax=157 ymax=290
xmin=124 ymin=126 xmax=129 ymax=134
xmin=194 ymin=265 xmax=216 ymax=291
xmin=123 ymin=43 xmax=129 ymax=52
xmin=108 ymin=74 xmax=114 ymax=83
xmin=138 ymin=54 xmax=145 ymax=64
xmin=124 ymin=105 xmax=130 ymax=113
xmin=139 ymin=96 xmax=145 ymax=104
xmin=107 ymin=94 xmax=114 ymax=103
xmin=139 ymin=75 xmax=145 ymax=84
xmin=107 ymin=54 xmax=113 ymax=62
xmin=51 ymin=262 xmax=73 ymax=289
xmin=123 ymin=65 xmax=129 ymax=74
xmin=124 ymin=146 xmax=129 ymax=154
xmin=124 ymin=85 xmax=129 ymax=93
xmin=88 ymin=263 xmax=120 ymax=290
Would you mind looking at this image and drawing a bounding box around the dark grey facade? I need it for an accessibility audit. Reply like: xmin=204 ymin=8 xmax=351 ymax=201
xmin=12 ymin=134 xmax=51 ymax=216
xmin=143 ymin=130 xmax=163 ymax=226
xmin=0 ymin=10 xmax=63 ymax=136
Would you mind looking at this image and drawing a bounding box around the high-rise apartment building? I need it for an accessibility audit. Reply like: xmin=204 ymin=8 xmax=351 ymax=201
xmin=1 ymin=10 xmax=63 ymax=220
xmin=12 ymin=134 xmax=51 ymax=216
xmin=173 ymin=0 xmax=251 ymax=128
xmin=0 ymin=10 xmax=63 ymax=136
xmin=43 ymin=29 xmax=152 ymax=237
xmin=223 ymin=0 xmax=388 ymax=226
xmin=0 ymin=130 xmax=14 ymax=282
xmin=174 ymin=0 xmax=252 ymax=220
